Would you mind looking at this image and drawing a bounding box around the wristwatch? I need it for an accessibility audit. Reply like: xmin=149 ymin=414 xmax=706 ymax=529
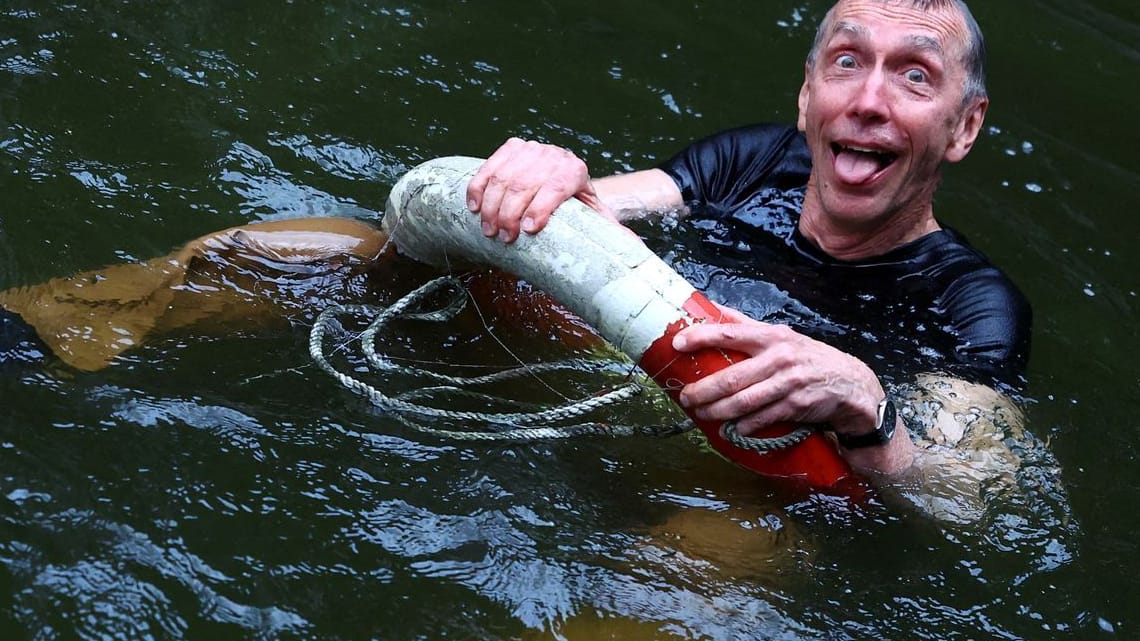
xmin=836 ymin=397 xmax=897 ymax=450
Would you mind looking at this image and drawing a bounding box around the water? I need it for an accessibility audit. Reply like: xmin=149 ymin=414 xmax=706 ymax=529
xmin=1 ymin=1 xmax=1137 ymax=639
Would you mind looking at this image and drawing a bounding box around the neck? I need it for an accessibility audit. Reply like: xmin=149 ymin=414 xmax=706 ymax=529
xmin=799 ymin=193 xmax=941 ymax=261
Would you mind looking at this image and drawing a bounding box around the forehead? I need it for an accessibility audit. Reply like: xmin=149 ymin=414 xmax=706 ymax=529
xmin=824 ymin=0 xmax=970 ymax=58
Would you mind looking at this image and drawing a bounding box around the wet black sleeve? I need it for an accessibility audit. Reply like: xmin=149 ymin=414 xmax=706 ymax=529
xmin=914 ymin=235 xmax=1034 ymax=386
xmin=656 ymin=123 xmax=812 ymax=213
xmin=942 ymin=268 xmax=1033 ymax=386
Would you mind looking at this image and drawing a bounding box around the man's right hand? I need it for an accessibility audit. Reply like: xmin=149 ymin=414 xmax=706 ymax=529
xmin=466 ymin=137 xmax=616 ymax=243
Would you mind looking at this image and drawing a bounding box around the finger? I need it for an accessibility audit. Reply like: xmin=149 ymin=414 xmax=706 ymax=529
xmin=732 ymin=407 xmax=797 ymax=435
xmin=672 ymin=320 xmax=776 ymax=354
xmin=467 ymin=137 xmax=524 ymax=213
xmin=678 ymin=357 xmax=779 ymax=411
xmin=491 ymin=148 xmax=565 ymax=242
xmin=496 ymin=179 xmax=544 ymax=243
xmin=521 ymin=182 xmax=578 ymax=234
xmin=689 ymin=376 xmax=800 ymax=426
xmin=478 ymin=174 xmax=512 ymax=237
xmin=709 ymin=302 xmax=753 ymax=324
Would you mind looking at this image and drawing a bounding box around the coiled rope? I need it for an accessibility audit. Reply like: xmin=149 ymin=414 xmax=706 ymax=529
xmin=309 ymin=269 xmax=814 ymax=452
xmin=309 ymin=275 xmax=693 ymax=442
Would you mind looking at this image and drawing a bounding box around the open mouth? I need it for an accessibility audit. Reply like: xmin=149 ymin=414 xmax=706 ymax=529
xmin=830 ymin=143 xmax=898 ymax=185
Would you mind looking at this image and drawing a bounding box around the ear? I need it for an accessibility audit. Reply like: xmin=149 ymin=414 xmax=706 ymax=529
xmin=944 ymin=96 xmax=989 ymax=163
xmin=796 ymin=63 xmax=812 ymax=132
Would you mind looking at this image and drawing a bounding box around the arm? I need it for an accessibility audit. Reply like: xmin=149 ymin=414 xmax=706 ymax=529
xmin=593 ymin=169 xmax=685 ymax=223
xmin=466 ymin=138 xmax=683 ymax=243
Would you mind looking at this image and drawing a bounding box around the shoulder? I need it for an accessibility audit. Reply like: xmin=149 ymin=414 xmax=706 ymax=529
xmin=912 ymin=229 xmax=1033 ymax=381
xmin=656 ymin=124 xmax=811 ymax=210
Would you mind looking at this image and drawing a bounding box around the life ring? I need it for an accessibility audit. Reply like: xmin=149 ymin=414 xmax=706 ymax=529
xmin=383 ymin=156 xmax=855 ymax=490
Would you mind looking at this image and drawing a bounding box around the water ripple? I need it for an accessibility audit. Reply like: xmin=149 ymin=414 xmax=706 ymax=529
xmin=217 ymin=140 xmax=371 ymax=221
xmin=4 ymin=508 xmax=309 ymax=639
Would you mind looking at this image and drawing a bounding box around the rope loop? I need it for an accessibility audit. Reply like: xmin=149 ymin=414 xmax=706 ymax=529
xmin=310 ymin=276 xmax=691 ymax=442
xmin=719 ymin=421 xmax=814 ymax=453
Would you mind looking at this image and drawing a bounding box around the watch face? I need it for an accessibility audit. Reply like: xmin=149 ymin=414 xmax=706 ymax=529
xmin=879 ymin=398 xmax=897 ymax=441
xmin=838 ymin=398 xmax=896 ymax=450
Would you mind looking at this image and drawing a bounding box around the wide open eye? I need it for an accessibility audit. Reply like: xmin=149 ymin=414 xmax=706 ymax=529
xmin=836 ymin=54 xmax=857 ymax=69
xmin=905 ymin=68 xmax=927 ymax=83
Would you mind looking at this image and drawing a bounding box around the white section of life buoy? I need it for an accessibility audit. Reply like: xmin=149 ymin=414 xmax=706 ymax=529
xmin=382 ymin=156 xmax=697 ymax=361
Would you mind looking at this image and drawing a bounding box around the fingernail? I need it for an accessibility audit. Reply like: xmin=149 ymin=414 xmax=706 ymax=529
xmin=672 ymin=334 xmax=687 ymax=351
xmin=481 ymin=221 xmax=494 ymax=236
xmin=467 ymin=199 xmax=478 ymax=212
xmin=521 ymin=216 xmax=536 ymax=233
xmin=497 ymin=229 xmax=511 ymax=243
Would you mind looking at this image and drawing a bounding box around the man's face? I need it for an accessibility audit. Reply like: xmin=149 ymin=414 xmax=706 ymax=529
xmin=797 ymin=0 xmax=987 ymax=231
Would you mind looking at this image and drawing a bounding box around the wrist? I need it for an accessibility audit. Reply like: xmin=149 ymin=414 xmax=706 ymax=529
xmin=830 ymin=366 xmax=886 ymax=439
xmin=835 ymin=397 xmax=897 ymax=450
xmin=840 ymin=417 xmax=915 ymax=475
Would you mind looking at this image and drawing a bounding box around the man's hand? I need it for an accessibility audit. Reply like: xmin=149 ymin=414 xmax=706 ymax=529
xmin=672 ymin=305 xmax=915 ymax=474
xmin=466 ymin=138 xmax=617 ymax=243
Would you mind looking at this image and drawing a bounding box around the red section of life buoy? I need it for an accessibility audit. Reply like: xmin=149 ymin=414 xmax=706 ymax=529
xmin=638 ymin=291 xmax=856 ymax=489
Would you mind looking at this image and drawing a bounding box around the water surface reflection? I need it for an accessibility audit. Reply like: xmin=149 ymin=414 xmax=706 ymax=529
xmin=1 ymin=1 xmax=1136 ymax=639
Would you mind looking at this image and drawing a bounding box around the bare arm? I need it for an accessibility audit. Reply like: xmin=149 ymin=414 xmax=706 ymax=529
xmin=593 ymin=169 xmax=685 ymax=223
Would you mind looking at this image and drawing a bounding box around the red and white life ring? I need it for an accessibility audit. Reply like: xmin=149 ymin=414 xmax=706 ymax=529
xmin=384 ymin=156 xmax=855 ymax=490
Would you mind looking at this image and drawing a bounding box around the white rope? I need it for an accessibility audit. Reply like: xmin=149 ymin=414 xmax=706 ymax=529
xmin=309 ymin=276 xmax=692 ymax=441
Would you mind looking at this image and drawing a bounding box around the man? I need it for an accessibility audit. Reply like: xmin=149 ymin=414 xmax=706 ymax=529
xmin=464 ymin=0 xmax=1030 ymax=477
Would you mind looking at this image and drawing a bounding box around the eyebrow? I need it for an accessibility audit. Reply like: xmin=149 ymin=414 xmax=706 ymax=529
xmin=905 ymin=35 xmax=946 ymax=59
xmin=829 ymin=21 xmax=947 ymax=60
xmin=831 ymin=21 xmax=870 ymax=41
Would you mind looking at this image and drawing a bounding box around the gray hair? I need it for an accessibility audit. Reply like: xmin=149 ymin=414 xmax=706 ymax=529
xmin=805 ymin=0 xmax=988 ymax=104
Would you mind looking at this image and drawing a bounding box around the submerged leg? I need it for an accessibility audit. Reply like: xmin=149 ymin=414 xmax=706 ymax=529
xmin=0 ymin=217 xmax=391 ymax=371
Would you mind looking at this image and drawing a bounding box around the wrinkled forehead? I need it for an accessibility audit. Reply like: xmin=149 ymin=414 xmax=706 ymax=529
xmin=824 ymin=0 xmax=972 ymax=59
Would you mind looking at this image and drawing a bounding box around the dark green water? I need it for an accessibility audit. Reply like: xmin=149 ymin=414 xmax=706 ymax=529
xmin=1 ymin=1 xmax=1137 ymax=639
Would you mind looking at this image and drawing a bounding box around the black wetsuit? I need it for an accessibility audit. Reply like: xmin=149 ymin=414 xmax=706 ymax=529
xmin=656 ymin=123 xmax=1031 ymax=390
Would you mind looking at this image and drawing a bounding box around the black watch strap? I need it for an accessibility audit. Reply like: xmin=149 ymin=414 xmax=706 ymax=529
xmin=836 ymin=398 xmax=897 ymax=450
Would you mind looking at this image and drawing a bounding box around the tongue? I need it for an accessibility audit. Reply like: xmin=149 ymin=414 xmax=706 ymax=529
xmin=834 ymin=149 xmax=882 ymax=185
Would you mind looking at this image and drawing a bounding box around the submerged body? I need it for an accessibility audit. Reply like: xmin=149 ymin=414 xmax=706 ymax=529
xmin=0 ymin=218 xmax=388 ymax=371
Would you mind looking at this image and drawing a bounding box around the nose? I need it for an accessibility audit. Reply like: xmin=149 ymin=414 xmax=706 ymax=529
xmin=849 ymin=67 xmax=890 ymax=122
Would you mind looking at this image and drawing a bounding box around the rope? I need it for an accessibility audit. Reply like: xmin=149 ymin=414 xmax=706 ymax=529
xmin=720 ymin=421 xmax=813 ymax=453
xmin=309 ymin=276 xmax=691 ymax=441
